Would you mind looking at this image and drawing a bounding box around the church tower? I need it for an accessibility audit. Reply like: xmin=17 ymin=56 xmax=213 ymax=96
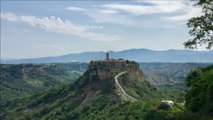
xmin=106 ymin=52 xmax=109 ymax=60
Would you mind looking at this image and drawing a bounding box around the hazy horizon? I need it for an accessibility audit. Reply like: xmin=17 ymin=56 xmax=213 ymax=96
xmin=1 ymin=0 xmax=207 ymax=59
xmin=1 ymin=48 xmax=212 ymax=60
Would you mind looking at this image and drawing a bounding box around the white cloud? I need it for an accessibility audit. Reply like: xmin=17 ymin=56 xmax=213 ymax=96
xmin=65 ymin=1 xmax=202 ymax=28
xmin=99 ymin=1 xmax=202 ymax=26
xmin=86 ymin=11 xmax=135 ymax=26
xmin=66 ymin=6 xmax=86 ymax=11
xmin=135 ymin=1 xmax=202 ymax=22
xmin=99 ymin=9 xmax=118 ymax=14
xmin=162 ymin=6 xmax=202 ymax=22
xmin=86 ymin=25 xmax=104 ymax=29
xmin=66 ymin=6 xmax=135 ymax=26
xmin=66 ymin=6 xmax=118 ymax=14
xmin=0 ymin=12 xmax=19 ymax=21
xmin=64 ymin=1 xmax=202 ymax=28
xmin=102 ymin=1 xmax=185 ymax=15
xmin=1 ymin=12 xmax=123 ymax=41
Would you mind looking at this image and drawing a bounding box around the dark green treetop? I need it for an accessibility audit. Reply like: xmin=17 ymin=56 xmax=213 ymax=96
xmin=184 ymin=0 xmax=213 ymax=49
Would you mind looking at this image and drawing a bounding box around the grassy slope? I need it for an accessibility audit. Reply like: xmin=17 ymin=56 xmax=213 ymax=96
xmin=0 ymin=63 xmax=87 ymax=106
xmin=0 ymin=68 xmax=186 ymax=120
xmin=140 ymin=63 xmax=210 ymax=86
xmin=1 ymin=63 xmax=211 ymax=120
xmin=1 ymin=62 xmax=206 ymax=105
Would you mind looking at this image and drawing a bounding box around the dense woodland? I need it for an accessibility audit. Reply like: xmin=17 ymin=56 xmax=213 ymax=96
xmin=0 ymin=62 xmax=212 ymax=120
xmin=0 ymin=62 xmax=208 ymax=107
xmin=0 ymin=63 xmax=87 ymax=106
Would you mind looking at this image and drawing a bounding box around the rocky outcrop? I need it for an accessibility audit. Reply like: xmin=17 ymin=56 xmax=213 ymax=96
xmin=87 ymin=59 xmax=144 ymax=91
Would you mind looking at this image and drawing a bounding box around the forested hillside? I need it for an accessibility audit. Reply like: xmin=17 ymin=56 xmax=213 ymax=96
xmin=0 ymin=60 xmax=185 ymax=120
xmin=140 ymin=63 xmax=210 ymax=86
xmin=1 ymin=62 xmax=212 ymax=120
xmin=1 ymin=62 xmax=209 ymax=107
xmin=0 ymin=63 xmax=87 ymax=106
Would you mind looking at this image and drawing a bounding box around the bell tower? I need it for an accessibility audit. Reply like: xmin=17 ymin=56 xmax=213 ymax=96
xmin=106 ymin=52 xmax=109 ymax=60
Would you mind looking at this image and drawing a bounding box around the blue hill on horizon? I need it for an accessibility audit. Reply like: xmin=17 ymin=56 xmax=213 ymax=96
xmin=1 ymin=48 xmax=213 ymax=64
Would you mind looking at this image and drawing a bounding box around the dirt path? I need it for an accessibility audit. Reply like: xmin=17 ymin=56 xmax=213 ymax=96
xmin=115 ymin=71 xmax=137 ymax=102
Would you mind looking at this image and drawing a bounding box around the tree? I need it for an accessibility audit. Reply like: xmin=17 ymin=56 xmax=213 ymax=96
xmin=185 ymin=65 xmax=213 ymax=113
xmin=184 ymin=0 xmax=213 ymax=49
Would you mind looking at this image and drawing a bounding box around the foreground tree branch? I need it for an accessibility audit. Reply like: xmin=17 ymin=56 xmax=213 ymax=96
xmin=184 ymin=0 xmax=213 ymax=49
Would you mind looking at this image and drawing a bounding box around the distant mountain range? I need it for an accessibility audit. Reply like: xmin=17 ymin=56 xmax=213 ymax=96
xmin=1 ymin=49 xmax=213 ymax=64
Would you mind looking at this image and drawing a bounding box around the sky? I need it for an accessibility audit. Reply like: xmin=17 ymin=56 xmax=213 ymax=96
xmin=1 ymin=0 xmax=203 ymax=59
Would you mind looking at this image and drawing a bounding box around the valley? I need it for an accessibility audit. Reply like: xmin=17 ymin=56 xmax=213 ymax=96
xmin=0 ymin=63 xmax=87 ymax=106
xmin=1 ymin=62 xmax=209 ymax=106
xmin=0 ymin=61 xmax=212 ymax=120
xmin=1 ymin=0 xmax=213 ymax=119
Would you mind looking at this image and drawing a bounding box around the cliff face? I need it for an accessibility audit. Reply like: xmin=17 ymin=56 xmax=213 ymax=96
xmin=87 ymin=59 xmax=144 ymax=91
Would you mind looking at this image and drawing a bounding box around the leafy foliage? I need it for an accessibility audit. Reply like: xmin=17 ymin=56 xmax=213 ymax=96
xmin=185 ymin=65 xmax=213 ymax=114
xmin=184 ymin=0 xmax=213 ymax=49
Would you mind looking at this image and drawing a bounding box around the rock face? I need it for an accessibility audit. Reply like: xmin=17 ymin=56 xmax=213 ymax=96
xmin=87 ymin=59 xmax=144 ymax=90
